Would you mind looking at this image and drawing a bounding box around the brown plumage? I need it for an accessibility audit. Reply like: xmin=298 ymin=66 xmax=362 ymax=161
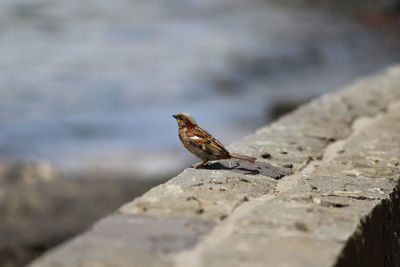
xmin=173 ymin=112 xmax=256 ymax=169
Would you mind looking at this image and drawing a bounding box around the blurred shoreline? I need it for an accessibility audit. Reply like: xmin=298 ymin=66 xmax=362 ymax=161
xmin=0 ymin=160 xmax=171 ymax=267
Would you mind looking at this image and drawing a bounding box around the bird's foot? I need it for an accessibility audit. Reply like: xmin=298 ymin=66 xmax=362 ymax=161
xmin=193 ymin=161 xmax=208 ymax=169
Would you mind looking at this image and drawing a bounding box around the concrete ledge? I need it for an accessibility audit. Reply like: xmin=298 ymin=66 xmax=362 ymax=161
xmin=30 ymin=65 xmax=400 ymax=267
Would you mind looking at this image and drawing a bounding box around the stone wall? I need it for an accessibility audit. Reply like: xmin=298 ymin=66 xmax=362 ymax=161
xmin=30 ymin=65 xmax=400 ymax=267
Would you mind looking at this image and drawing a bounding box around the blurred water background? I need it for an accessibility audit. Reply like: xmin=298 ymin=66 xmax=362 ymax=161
xmin=1 ymin=0 xmax=400 ymax=179
xmin=1 ymin=1 xmax=400 ymax=265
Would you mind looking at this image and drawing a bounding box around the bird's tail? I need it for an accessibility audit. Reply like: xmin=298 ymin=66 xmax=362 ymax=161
xmin=230 ymin=152 xmax=256 ymax=162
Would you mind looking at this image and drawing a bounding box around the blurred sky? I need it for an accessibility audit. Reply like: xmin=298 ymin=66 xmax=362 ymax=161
xmin=0 ymin=0 xmax=399 ymax=178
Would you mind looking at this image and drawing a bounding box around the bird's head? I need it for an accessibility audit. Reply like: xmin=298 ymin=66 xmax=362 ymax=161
xmin=172 ymin=112 xmax=197 ymax=128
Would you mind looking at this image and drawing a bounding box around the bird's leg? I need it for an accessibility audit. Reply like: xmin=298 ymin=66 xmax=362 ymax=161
xmin=194 ymin=161 xmax=208 ymax=169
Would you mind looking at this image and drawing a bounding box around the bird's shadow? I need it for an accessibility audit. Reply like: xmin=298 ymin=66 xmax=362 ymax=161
xmin=201 ymin=159 xmax=292 ymax=180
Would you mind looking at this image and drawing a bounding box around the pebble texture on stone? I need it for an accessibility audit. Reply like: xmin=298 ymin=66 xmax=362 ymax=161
xmin=30 ymin=66 xmax=400 ymax=267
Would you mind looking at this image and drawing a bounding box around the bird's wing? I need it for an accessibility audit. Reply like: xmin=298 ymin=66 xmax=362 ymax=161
xmin=187 ymin=127 xmax=230 ymax=157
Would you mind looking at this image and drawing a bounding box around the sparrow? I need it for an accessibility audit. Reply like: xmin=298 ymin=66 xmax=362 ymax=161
xmin=173 ymin=112 xmax=256 ymax=169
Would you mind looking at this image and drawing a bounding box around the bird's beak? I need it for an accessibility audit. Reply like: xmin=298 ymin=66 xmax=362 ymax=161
xmin=172 ymin=114 xmax=178 ymax=119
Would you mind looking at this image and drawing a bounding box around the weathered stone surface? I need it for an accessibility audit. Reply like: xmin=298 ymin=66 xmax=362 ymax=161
xmin=30 ymin=65 xmax=400 ymax=267
xmin=119 ymin=167 xmax=278 ymax=221
xmin=30 ymin=214 xmax=214 ymax=267
xmin=198 ymin=99 xmax=400 ymax=266
xmin=231 ymin=66 xmax=400 ymax=172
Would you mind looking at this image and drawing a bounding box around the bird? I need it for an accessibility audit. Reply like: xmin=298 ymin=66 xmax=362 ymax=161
xmin=172 ymin=112 xmax=256 ymax=169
